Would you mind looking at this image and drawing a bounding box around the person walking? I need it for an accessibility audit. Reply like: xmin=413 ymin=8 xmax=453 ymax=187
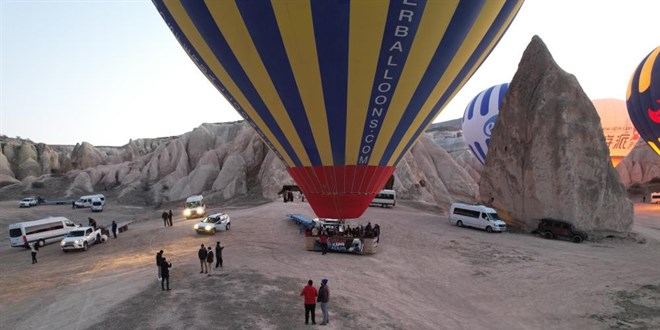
xmin=168 ymin=210 xmax=173 ymax=226
xmin=30 ymin=242 xmax=39 ymax=264
xmin=215 ymin=241 xmax=224 ymax=268
xmin=206 ymin=247 xmax=214 ymax=277
xmin=111 ymin=220 xmax=118 ymax=239
xmin=318 ymin=278 xmax=330 ymax=325
xmin=162 ymin=211 xmax=168 ymax=227
xmin=72 ymin=200 xmax=75 ymax=209
xmin=198 ymin=244 xmax=208 ymax=274
xmin=300 ymin=279 xmax=318 ymax=325
xmin=160 ymin=257 xmax=172 ymax=291
xmin=156 ymin=250 xmax=164 ymax=281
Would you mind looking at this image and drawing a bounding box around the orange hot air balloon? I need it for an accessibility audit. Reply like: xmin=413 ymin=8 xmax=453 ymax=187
xmin=153 ymin=0 xmax=524 ymax=219
xmin=592 ymin=99 xmax=640 ymax=167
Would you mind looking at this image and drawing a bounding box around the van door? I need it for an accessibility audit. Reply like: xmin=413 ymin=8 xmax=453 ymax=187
xmin=479 ymin=213 xmax=490 ymax=229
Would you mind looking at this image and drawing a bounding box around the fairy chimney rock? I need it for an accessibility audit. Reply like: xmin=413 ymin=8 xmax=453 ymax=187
xmin=479 ymin=36 xmax=633 ymax=235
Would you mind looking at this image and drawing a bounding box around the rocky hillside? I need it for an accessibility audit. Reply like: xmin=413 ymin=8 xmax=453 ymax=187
xmin=1 ymin=119 xmax=658 ymax=212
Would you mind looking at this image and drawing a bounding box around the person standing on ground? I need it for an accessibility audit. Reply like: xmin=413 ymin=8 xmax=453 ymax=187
xmin=72 ymin=200 xmax=75 ymax=209
xmin=168 ymin=210 xmax=173 ymax=226
xmin=30 ymin=242 xmax=39 ymax=264
xmin=300 ymin=279 xmax=318 ymax=325
xmin=198 ymin=244 xmax=208 ymax=274
xmin=206 ymin=247 xmax=214 ymax=277
xmin=215 ymin=241 xmax=224 ymax=268
xmin=162 ymin=211 xmax=168 ymax=227
xmin=160 ymin=257 xmax=172 ymax=291
xmin=318 ymin=278 xmax=330 ymax=325
xmin=319 ymin=230 xmax=329 ymax=255
xmin=111 ymin=220 xmax=118 ymax=239
xmin=156 ymin=250 xmax=164 ymax=280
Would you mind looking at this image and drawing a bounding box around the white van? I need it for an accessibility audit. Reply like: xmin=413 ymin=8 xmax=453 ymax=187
xmin=74 ymin=194 xmax=105 ymax=208
xmin=370 ymin=189 xmax=396 ymax=208
xmin=91 ymin=198 xmax=104 ymax=212
xmin=449 ymin=202 xmax=506 ymax=233
xmin=8 ymin=217 xmax=79 ymax=247
xmin=183 ymin=195 xmax=206 ymax=219
xmin=651 ymin=192 xmax=660 ymax=204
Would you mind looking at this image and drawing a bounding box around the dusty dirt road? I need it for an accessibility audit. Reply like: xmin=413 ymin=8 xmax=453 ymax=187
xmin=0 ymin=200 xmax=658 ymax=330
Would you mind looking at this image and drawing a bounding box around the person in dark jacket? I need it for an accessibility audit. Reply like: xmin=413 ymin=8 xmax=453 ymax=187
xmin=206 ymin=247 xmax=214 ymax=277
xmin=300 ymin=280 xmax=318 ymax=325
xmin=215 ymin=241 xmax=224 ymax=268
xmin=88 ymin=217 xmax=97 ymax=230
xmin=167 ymin=210 xmax=173 ymax=226
xmin=111 ymin=221 xmax=118 ymax=239
xmin=198 ymin=244 xmax=208 ymax=274
xmin=161 ymin=211 xmax=168 ymax=227
xmin=318 ymin=278 xmax=330 ymax=325
xmin=160 ymin=257 xmax=172 ymax=290
xmin=156 ymin=250 xmax=164 ymax=280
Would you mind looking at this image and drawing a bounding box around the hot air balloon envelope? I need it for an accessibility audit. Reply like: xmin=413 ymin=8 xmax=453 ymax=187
xmin=627 ymin=46 xmax=660 ymax=157
xmin=592 ymin=99 xmax=640 ymax=167
xmin=462 ymin=83 xmax=509 ymax=165
xmin=153 ymin=0 xmax=524 ymax=218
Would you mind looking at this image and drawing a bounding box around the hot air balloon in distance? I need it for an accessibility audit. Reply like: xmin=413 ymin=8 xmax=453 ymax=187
xmin=627 ymin=46 xmax=660 ymax=157
xmin=592 ymin=99 xmax=640 ymax=167
xmin=153 ymin=0 xmax=524 ymax=219
xmin=462 ymin=83 xmax=509 ymax=165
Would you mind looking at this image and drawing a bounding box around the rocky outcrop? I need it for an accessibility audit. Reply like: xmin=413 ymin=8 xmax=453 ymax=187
xmin=616 ymin=141 xmax=660 ymax=186
xmin=479 ymin=36 xmax=633 ymax=234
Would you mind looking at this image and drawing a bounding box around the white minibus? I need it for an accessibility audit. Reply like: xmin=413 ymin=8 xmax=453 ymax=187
xmin=74 ymin=194 xmax=105 ymax=208
xmin=651 ymin=192 xmax=660 ymax=204
xmin=8 ymin=217 xmax=78 ymax=247
xmin=370 ymin=189 xmax=396 ymax=208
xmin=449 ymin=202 xmax=506 ymax=233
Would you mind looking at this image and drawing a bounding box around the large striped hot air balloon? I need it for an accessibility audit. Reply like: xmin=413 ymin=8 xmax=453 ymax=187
xmin=462 ymin=83 xmax=509 ymax=165
xmin=153 ymin=0 xmax=524 ymax=219
xmin=627 ymin=46 xmax=660 ymax=157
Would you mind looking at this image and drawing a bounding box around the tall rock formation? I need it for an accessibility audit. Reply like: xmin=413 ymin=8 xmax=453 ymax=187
xmin=479 ymin=36 xmax=633 ymax=234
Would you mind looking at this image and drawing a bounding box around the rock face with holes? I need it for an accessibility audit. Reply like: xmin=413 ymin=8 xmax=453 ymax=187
xmin=479 ymin=36 xmax=633 ymax=235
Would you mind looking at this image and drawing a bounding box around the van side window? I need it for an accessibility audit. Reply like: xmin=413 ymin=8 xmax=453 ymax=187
xmin=453 ymin=208 xmax=480 ymax=218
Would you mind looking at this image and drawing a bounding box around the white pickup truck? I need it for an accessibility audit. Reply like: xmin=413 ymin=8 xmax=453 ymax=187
xmin=60 ymin=226 xmax=103 ymax=252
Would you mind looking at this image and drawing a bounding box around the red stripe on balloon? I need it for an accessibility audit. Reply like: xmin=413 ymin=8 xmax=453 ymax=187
xmin=288 ymin=165 xmax=396 ymax=219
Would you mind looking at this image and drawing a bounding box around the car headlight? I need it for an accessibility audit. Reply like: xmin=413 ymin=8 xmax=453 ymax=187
xmin=60 ymin=241 xmax=65 ymax=246
xmin=194 ymin=224 xmax=199 ymax=230
xmin=196 ymin=207 xmax=204 ymax=214
xmin=205 ymin=225 xmax=213 ymax=231
xmin=184 ymin=209 xmax=191 ymax=216
xmin=75 ymin=240 xmax=82 ymax=245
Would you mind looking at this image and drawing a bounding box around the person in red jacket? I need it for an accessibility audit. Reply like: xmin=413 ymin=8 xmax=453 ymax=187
xmin=300 ymin=279 xmax=318 ymax=325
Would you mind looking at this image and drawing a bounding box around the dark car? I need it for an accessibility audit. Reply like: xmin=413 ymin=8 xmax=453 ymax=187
xmin=536 ymin=218 xmax=588 ymax=243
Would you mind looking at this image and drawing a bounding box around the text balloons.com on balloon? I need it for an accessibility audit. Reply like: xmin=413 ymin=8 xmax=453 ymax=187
xmin=153 ymin=0 xmax=524 ymax=219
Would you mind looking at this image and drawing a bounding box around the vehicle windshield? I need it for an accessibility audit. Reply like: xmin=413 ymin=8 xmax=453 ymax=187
xmin=201 ymin=216 xmax=218 ymax=223
xmin=67 ymin=231 xmax=84 ymax=237
xmin=186 ymin=201 xmax=202 ymax=208
xmin=487 ymin=213 xmax=501 ymax=220
xmin=22 ymin=199 xmax=32 ymax=202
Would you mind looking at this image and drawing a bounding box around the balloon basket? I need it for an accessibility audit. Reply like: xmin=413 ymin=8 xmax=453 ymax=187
xmin=305 ymin=236 xmax=378 ymax=254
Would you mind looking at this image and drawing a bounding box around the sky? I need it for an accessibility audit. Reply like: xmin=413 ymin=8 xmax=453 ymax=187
xmin=1 ymin=0 xmax=659 ymax=147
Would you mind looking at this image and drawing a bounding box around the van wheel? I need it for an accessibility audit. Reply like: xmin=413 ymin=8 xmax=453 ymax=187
xmin=83 ymin=242 xmax=88 ymax=251
xmin=543 ymin=232 xmax=553 ymax=239
xmin=572 ymin=235 xmax=583 ymax=243
xmin=96 ymin=235 xmax=101 ymax=243
xmin=456 ymin=220 xmax=463 ymax=227
xmin=485 ymin=226 xmax=493 ymax=233
xmin=226 ymin=223 xmax=230 ymax=231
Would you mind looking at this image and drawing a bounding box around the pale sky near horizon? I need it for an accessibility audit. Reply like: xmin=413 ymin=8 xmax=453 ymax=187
xmin=1 ymin=0 xmax=659 ymax=146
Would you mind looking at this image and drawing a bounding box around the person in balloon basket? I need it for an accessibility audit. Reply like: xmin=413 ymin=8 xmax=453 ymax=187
xmin=318 ymin=278 xmax=330 ymax=325
xmin=160 ymin=257 xmax=172 ymax=291
xmin=300 ymin=279 xmax=318 ymax=325
xmin=319 ymin=230 xmax=329 ymax=255
xmin=198 ymin=244 xmax=208 ymax=274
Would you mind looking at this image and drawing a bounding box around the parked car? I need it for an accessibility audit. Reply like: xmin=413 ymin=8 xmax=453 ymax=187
xmin=19 ymin=198 xmax=38 ymax=208
xmin=536 ymin=218 xmax=587 ymax=243
xmin=194 ymin=213 xmax=231 ymax=234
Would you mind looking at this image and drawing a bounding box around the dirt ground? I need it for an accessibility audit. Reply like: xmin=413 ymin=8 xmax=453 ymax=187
xmin=0 ymin=198 xmax=659 ymax=330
